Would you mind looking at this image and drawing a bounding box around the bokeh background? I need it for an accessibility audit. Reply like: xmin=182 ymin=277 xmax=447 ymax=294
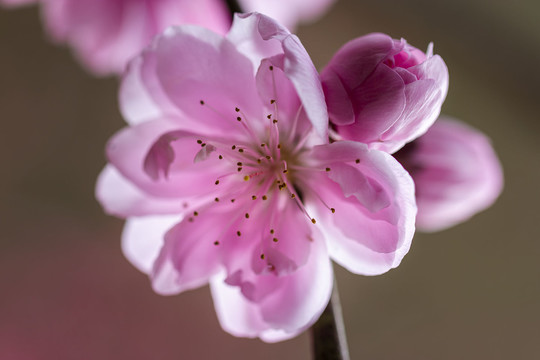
xmin=1 ymin=0 xmax=539 ymax=359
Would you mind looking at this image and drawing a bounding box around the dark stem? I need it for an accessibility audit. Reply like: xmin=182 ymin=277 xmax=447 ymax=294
xmin=224 ymin=0 xmax=243 ymax=15
xmin=311 ymin=280 xmax=350 ymax=360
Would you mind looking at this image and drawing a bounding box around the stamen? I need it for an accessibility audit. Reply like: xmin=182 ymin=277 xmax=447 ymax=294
xmin=218 ymin=155 xmax=223 ymax=160
xmin=214 ymin=197 xmax=219 ymax=202
xmin=270 ymin=229 xmax=275 ymax=234
xmin=355 ymin=159 xmax=361 ymax=164
xmin=197 ymin=140 xmax=203 ymax=144
xmin=311 ymin=218 xmax=317 ymax=224
xmin=245 ymin=213 xmax=250 ymax=219
xmin=260 ymin=254 xmax=265 ymax=260
xmin=325 ymin=167 xmax=331 ymax=172
xmin=214 ymin=241 xmax=219 ymax=245
xmin=273 ymin=237 xmax=279 ymax=242
xmin=237 ymin=231 xmax=241 ymax=236
xmin=262 ymin=195 xmax=268 ymax=200
xmin=215 ymin=180 xmax=220 ymax=185
xmin=251 ymin=195 xmax=257 ymax=200
xmin=331 ymin=208 xmax=336 ymax=213
xmin=193 ymin=211 xmax=198 ymax=216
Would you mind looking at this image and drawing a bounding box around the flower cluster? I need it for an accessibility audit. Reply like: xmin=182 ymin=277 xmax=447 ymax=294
xmin=95 ymin=12 xmax=502 ymax=341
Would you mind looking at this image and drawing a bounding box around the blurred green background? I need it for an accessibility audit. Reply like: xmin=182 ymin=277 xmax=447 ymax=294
xmin=1 ymin=0 xmax=539 ymax=358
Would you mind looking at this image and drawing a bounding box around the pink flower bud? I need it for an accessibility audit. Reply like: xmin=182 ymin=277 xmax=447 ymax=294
xmin=321 ymin=33 xmax=449 ymax=153
xmin=394 ymin=116 xmax=503 ymax=232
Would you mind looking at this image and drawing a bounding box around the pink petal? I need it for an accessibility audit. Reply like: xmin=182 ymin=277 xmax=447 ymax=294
xmin=153 ymin=25 xmax=265 ymax=135
xmin=379 ymin=55 xmax=449 ymax=152
xmin=228 ymin=13 xmax=328 ymax=140
xmin=96 ymin=165 xmax=186 ymax=217
xmin=321 ymin=33 xmax=397 ymax=93
xmin=119 ymin=53 xmax=181 ymax=125
xmin=255 ymin=56 xmax=312 ymax=137
xmin=221 ymin=198 xmax=314 ymax=302
xmin=305 ymin=141 xmax=416 ymax=275
xmin=151 ymin=207 xmax=226 ymax=295
xmin=336 ymin=64 xmax=406 ymax=143
xmin=210 ymin=229 xmax=332 ymax=341
xmin=41 ymin=0 xmax=231 ymax=76
xmin=395 ymin=117 xmax=503 ymax=231
xmin=122 ymin=215 xmax=181 ymax=273
xmin=238 ymin=0 xmax=336 ymax=30
xmin=106 ymin=118 xmax=230 ymax=198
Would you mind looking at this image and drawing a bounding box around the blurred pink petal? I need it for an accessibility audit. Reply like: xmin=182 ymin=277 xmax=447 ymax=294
xmin=394 ymin=116 xmax=503 ymax=232
xmin=41 ymin=0 xmax=231 ymax=75
xmin=97 ymin=13 xmax=416 ymax=340
xmin=321 ymin=33 xmax=448 ymax=153
xmin=238 ymin=0 xmax=336 ymax=30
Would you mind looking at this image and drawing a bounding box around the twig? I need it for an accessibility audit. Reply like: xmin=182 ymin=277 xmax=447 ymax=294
xmin=311 ymin=280 xmax=350 ymax=360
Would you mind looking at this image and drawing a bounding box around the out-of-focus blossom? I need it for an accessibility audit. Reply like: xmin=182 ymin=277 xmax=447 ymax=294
xmin=40 ymin=0 xmax=231 ymax=75
xmin=238 ymin=0 xmax=336 ymax=30
xmin=394 ymin=116 xmax=503 ymax=232
xmin=96 ymin=13 xmax=416 ymax=341
xmin=1 ymin=0 xmax=337 ymax=75
xmin=321 ymin=33 xmax=448 ymax=153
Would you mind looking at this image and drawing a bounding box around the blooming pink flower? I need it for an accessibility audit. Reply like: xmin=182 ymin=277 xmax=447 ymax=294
xmin=394 ymin=116 xmax=503 ymax=232
xmin=321 ymin=33 xmax=449 ymax=153
xmin=96 ymin=13 xmax=416 ymax=341
xmin=238 ymin=0 xmax=336 ymax=30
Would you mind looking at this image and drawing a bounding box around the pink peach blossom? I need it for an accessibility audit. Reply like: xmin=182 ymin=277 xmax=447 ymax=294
xmin=238 ymin=0 xmax=336 ymax=30
xmin=394 ymin=116 xmax=503 ymax=232
xmin=40 ymin=0 xmax=231 ymax=75
xmin=321 ymin=33 xmax=449 ymax=153
xmin=96 ymin=13 xmax=416 ymax=341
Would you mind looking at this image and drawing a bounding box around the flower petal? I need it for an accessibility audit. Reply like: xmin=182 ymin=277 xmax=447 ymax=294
xmin=210 ymin=229 xmax=332 ymax=341
xmin=228 ymin=13 xmax=328 ymax=140
xmin=379 ymin=55 xmax=449 ymax=152
xmin=106 ymin=118 xmax=231 ymax=198
xmin=237 ymin=0 xmax=336 ymax=30
xmin=152 ymin=25 xmax=265 ymax=135
xmin=305 ymin=141 xmax=416 ymax=275
xmin=150 ymin=205 xmax=228 ymax=295
xmin=122 ymin=215 xmax=181 ymax=273
xmin=96 ymin=165 xmax=186 ymax=217
xmin=395 ymin=117 xmax=503 ymax=231
xmin=255 ymin=56 xmax=312 ymax=137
